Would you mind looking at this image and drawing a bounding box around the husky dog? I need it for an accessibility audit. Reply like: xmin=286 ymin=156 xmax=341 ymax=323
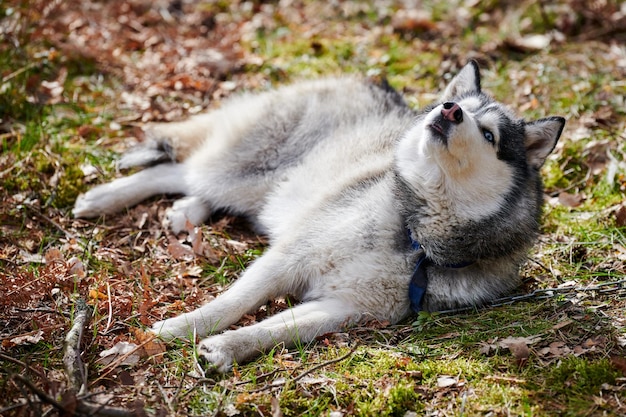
xmin=73 ymin=62 xmax=565 ymax=372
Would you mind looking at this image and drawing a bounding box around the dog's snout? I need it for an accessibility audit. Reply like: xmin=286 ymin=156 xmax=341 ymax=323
xmin=442 ymin=102 xmax=463 ymax=124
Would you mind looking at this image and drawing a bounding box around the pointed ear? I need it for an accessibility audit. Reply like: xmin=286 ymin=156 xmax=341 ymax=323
xmin=441 ymin=61 xmax=481 ymax=101
xmin=524 ymin=116 xmax=565 ymax=169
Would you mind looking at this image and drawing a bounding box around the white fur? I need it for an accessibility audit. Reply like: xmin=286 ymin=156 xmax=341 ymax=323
xmin=74 ymin=65 xmax=564 ymax=372
xmin=395 ymin=100 xmax=514 ymax=222
xmin=165 ymin=196 xmax=211 ymax=233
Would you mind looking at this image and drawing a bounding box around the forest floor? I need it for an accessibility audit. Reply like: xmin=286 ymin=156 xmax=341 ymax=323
xmin=1 ymin=0 xmax=626 ymax=415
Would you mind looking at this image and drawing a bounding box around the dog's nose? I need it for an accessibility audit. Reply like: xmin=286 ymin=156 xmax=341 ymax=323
xmin=442 ymin=102 xmax=463 ymax=123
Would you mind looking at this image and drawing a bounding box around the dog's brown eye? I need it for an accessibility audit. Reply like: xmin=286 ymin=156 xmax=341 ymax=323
xmin=483 ymin=129 xmax=495 ymax=143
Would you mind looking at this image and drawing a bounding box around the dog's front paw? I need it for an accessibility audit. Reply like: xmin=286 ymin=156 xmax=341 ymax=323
xmin=151 ymin=317 xmax=196 ymax=341
xmin=73 ymin=188 xmax=106 ymax=218
xmin=197 ymin=335 xmax=235 ymax=374
xmin=73 ymin=182 xmax=129 ymax=219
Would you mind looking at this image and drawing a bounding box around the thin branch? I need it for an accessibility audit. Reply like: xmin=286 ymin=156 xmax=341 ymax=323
xmin=12 ymin=373 xmax=137 ymax=417
xmin=247 ymin=345 xmax=358 ymax=393
xmin=63 ymin=298 xmax=93 ymax=395
xmin=0 ymin=398 xmax=29 ymax=415
xmin=75 ymin=400 xmax=138 ymax=417
xmin=168 ymin=371 xmax=189 ymax=410
xmin=1 ymin=62 xmax=37 ymax=82
xmin=0 ymin=352 xmax=47 ymax=380
xmin=14 ymin=307 xmax=71 ymax=317
xmin=291 ymin=345 xmax=358 ymax=384
xmin=12 ymin=374 xmax=70 ymax=413
xmin=104 ymin=282 xmax=113 ymax=334
xmin=156 ymin=381 xmax=175 ymax=414
xmin=232 ymin=369 xmax=281 ymax=386
xmin=26 ymin=204 xmax=76 ymax=240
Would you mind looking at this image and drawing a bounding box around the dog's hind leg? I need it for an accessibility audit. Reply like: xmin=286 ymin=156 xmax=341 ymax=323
xmin=196 ymin=298 xmax=359 ymax=373
xmin=73 ymin=163 xmax=188 ymax=218
xmin=117 ymin=117 xmax=211 ymax=169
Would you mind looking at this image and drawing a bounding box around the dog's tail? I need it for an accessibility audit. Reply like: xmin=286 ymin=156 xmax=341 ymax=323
xmin=118 ymin=116 xmax=210 ymax=169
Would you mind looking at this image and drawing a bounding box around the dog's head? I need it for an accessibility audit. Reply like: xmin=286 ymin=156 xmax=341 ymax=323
xmin=396 ymin=61 xmax=565 ymax=264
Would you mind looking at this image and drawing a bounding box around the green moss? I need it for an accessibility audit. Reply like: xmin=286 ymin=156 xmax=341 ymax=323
xmin=3 ymin=1 xmax=626 ymax=416
xmin=533 ymin=357 xmax=619 ymax=413
xmin=355 ymin=382 xmax=423 ymax=416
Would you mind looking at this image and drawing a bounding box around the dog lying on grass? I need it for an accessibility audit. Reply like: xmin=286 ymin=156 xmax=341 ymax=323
xmin=74 ymin=61 xmax=565 ymax=372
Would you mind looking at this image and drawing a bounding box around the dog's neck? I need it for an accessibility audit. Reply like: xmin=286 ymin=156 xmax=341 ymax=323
xmin=394 ymin=164 xmax=541 ymax=267
xmin=406 ymin=228 xmax=474 ymax=313
xmin=394 ymin=172 xmax=477 ymax=266
xmin=407 ymin=228 xmax=474 ymax=268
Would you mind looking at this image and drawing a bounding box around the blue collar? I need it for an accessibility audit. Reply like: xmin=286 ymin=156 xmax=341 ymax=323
xmin=407 ymin=230 xmax=474 ymax=313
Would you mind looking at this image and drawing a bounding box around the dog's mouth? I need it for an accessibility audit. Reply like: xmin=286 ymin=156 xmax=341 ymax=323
xmin=427 ymin=117 xmax=451 ymax=144
xmin=429 ymin=122 xmax=444 ymax=136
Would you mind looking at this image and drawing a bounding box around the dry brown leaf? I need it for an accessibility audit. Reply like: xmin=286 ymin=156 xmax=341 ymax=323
xmin=167 ymin=236 xmax=195 ymax=260
xmin=391 ymin=9 xmax=437 ymax=33
xmin=98 ymin=341 xmax=141 ymax=366
xmin=615 ymin=202 xmax=626 ymax=227
xmin=132 ymin=328 xmax=167 ymax=359
xmin=67 ymin=257 xmax=86 ymax=278
xmin=573 ymin=345 xmax=587 ymax=355
xmin=582 ymin=336 xmax=607 ymax=349
xmin=179 ymin=265 xmax=203 ymax=278
xmin=437 ymin=375 xmax=458 ymax=388
xmin=498 ymin=335 xmax=541 ymax=365
xmin=89 ymin=289 xmax=108 ymax=300
xmin=610 ymin=355 xmax=626 ymax=375
xmin=139 ymin=298 xmax=156 ymax=326
xmin=271 ymin=396 xmax=283 ymax=417
xmin=117 ymin=369 xmax=135 ymax=386
xmin=558 ymin=191 xmax=584 ymax=208
xmin=584 ymin=140 xmax=611 ymax=175
xmin=479 ymin=342 xmax=495 ymax=356
xmin=539 ymin=341 xmax=572 ymax=358
xmin=8 ymin=330 xmax=45 ymax=346
xmin=507 ymin=341 xmax=531 ymax=361
xmin=498 ymin=335 xmax=542 ymax=348
xmin=45 ymin=247 xmax=64 ymax=263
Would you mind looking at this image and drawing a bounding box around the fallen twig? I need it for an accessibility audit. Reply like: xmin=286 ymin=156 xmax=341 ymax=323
xmin=0 ymin=352 xmax=47 ymax=380
xmin=247 ymin=345 xmax=359 ymax=393
xmin=12 ymin=374 xmax=138 ymax=417
xmin=291 ymin=345 xmax=358 ymax=384
xmin=14 ymin=307 xmax=71 ymax=316
xmin=75 ymin=400 xmax=139 ymax=417
xmin=26 ymin=203 xmax=76 ymax=240
xmin=484 ymin=375 xmax=526 ymax=384
xmin=63 ymin=298 xmax=93 ymax=395
xmin=12 ymin=374 xmax=69 ymax=413
xmin=104 ymin=282 xmax=113 ymax=334
xmin=0 ymin=398 xmax=29 ymax=415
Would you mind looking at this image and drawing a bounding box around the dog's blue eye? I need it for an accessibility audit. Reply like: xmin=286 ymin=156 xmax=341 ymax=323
xmin=483 ymin=129 xmax=495 ymax=143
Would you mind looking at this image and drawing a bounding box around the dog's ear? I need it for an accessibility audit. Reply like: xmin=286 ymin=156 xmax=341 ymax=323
xmin=524 ymin=116 xmax=566 ymax=169
xmin=441 ymin=61 xmax=481 ymax=101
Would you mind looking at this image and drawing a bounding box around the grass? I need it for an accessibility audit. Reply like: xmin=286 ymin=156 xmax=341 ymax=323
xmin=1 ymin=0 xmax=626 ymax=416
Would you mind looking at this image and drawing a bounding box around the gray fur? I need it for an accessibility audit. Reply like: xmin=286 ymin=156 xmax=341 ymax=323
xmin=73 ymin=62 xmax=565 ymax=372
